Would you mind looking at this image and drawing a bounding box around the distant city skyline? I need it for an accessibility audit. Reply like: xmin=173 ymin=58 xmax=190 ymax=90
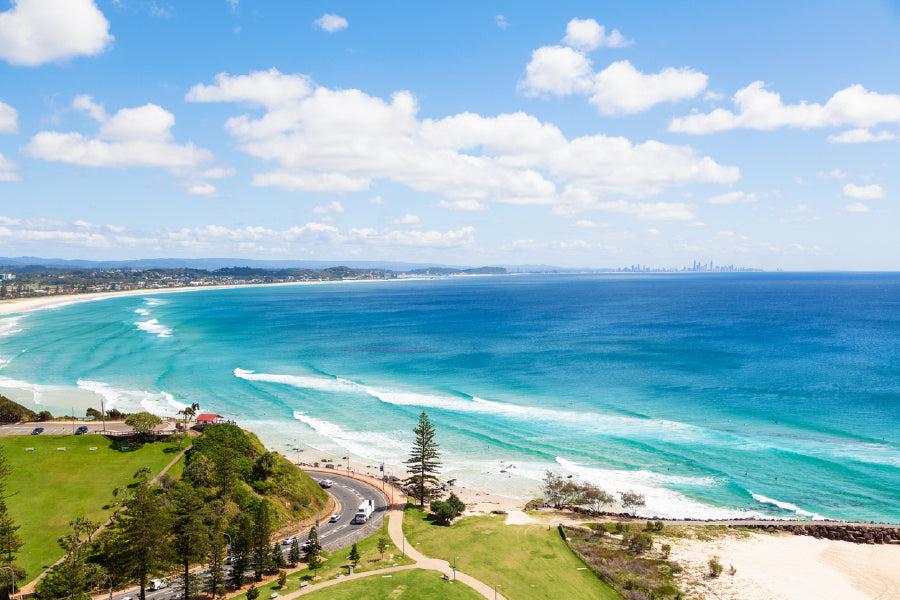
xmin=1 ymin=1 xmax=899 ymax=270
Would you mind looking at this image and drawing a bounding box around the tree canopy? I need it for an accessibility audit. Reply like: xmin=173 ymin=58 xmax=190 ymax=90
xmin=404 ymin=412 xmax=441 ymax=507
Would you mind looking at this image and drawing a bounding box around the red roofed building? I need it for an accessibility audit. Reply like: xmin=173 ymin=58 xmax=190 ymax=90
xmin=195 ymin=414 xmax=225 ymax=427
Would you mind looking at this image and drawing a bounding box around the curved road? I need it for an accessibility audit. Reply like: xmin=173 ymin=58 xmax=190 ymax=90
xmin=111 ymin=471 xmax=388 ymax=600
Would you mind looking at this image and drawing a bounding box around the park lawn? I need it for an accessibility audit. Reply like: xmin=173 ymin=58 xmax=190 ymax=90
xmin=403 ymin=508 xmax=620 ymax=600
xmin=299 ymin=568 xmax=486 ymax=600
xmin=1 ymin=434 xmax=185 ymax=583
xmin=230 ymin=517 xmax=414 ymax=600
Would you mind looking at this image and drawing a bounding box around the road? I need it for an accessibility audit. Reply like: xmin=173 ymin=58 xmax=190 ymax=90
xmin=0 ymin=422 xmax=138 ymax=436
xmin=111 ymin=471 xmax=389 ymax=600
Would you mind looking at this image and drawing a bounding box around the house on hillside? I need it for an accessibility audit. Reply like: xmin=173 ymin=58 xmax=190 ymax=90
xmin=194 ymin=413 xmax=226 ymax=429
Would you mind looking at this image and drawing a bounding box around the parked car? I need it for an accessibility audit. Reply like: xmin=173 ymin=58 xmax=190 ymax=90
xmin=329 ymin=513 xmax=341 ymax=523
xmin=31 ymin=427 xmax=44 ymax=435
xmin=75 ymin=425 xmax=88 ymax=434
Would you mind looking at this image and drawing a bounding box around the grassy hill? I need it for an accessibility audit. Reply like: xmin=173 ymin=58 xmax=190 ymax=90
xmin=0 ymin=434 xmax=184 ymax=583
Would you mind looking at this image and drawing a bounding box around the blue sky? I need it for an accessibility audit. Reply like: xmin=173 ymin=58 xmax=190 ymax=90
xmin=1 ymin=0 xmax=898 ymax=269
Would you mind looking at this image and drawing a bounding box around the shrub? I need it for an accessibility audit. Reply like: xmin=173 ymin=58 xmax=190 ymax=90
xmin=654 ymin=520 xmax=664 ymax=531
xmin=614 ymin=522 xmax=631 ymax=534
xmin=430 ymin=500 xmax=456 ymax=525
xmin=626 ymin=532 xmax=653 ymax=555
xmin=246 ymin=584 xmax=259 ymax=600
xmin=708 ymin=556 xmax=723 ymax=578
xmin=728 ymin=564 xmax=737 ymax=576
xmin=660 ymin=543 xmax=671 ymax=559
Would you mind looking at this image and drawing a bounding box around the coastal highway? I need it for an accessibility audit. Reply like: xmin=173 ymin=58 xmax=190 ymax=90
xmin=110 ymin=472 xmax=389 ymax=600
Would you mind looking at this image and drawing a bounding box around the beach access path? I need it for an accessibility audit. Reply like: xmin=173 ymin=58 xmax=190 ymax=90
xmin=289 ymin=467 xmax=508 ymax=600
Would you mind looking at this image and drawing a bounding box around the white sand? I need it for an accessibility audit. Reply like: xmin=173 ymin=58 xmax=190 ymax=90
xmin=504 ymin=510 xmax=535 ymax=525
xmin=670 ymin=531 xmax=900 ymax=600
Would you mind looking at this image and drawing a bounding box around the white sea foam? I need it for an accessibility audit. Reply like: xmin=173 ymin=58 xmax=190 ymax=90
xmin=554 ymin=457 xmax=762 ymax=520
xmin=750 ymin=492 xmax=827 ymax=520
xmin=234 ymin=369 xmax=360 ymax=393
xmin=0 ymin=315 xmax=27 ymax=337
xmin=291 ymin=410 xmax=407 ymax=464
xmin=135 ymin=318 xmax=172 ymax=338
xmin=134 ymin=308 xmax=150 ymax=316
xmin=77 ymin=379 xmax=187 ymax=417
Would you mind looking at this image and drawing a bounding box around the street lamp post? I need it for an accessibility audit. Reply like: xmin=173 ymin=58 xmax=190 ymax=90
xmin=0 ymin=566 xmax=15 ymax=599
xmin=101 ymin=573 xmax=113 ymax=600
xmin=494 ymin=584 xmax=501 ymax=600
xmin=453 ymin=556 xmax=459 ymax=582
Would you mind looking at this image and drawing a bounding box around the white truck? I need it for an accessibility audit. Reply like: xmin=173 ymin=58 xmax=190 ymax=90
xmin=149 ymin=578 xmax=169 ymax=591
xmin=353 ymin=499 xmax=374 ymax=524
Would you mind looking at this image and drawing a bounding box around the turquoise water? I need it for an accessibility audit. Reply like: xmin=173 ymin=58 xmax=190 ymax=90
xmin=1 ymin=273 xmax=898 ymax=522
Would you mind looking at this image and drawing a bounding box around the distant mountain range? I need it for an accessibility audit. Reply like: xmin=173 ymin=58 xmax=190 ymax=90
xmin=0 ymin=256 xmax=556 ymax=273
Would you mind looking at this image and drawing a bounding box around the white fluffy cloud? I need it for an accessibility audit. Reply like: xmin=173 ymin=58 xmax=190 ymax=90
xmin=0 ymin=153 xmax=22 ymax=182
xmin=520 ymin=20 xmax=705 ymax=114
xmin=562 ymin=18 xmax=630 ymax=51
xmin=708 ymin=191 xmax=759 ymax=204
xmin=844 ymin=202 xmax=870 ymax=213
xmin=843 ymin=183 xmax=885 ymax=200
xmin=314 ymin=14 xmax=348 ymax=33
xmin=670 ymin=82 xmax=900 ymax=134
xmin=0 ymin=101 xmax=18 ymax=134
xmin=391 ymin=213 xmax=420 ymax=225
xmin=0 ymin=0 xmax=113 ymax=66
xmin=186 ymin=68 xmax=313 ymax=108
xmin=187 ymin=69 xmax=738 ymax=216
xmin=313 ymin=201 xmax=345 ymax=214
xmin=494 ymin=14 xmax=509 ymax=30
xmin=0 ymin=217 xmax=476 ymax=253
xmin=23 ymin=96 xmax=219 ymax=193
xmin=827 ymin=128 xmax=897 ymax=144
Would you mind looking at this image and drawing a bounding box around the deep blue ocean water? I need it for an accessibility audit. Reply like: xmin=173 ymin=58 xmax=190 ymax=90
xmin=1 ymin=273 xmax=898 ymax=522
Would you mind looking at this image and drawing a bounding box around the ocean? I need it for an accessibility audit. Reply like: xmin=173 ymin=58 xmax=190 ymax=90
xmin=1 ymin=273 xmax=898 ymax=522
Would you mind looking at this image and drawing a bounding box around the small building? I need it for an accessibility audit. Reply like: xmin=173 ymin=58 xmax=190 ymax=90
xmin=195 ymin=413 xmax=226 ymax=428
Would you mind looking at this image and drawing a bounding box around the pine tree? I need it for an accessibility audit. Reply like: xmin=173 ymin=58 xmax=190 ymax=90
xmin=170 ymin=483 xmax=213 ymax=600
xmin=112 ymin=469 xmax=172 ymax=600
xmin=288 ymin=537 xmax=301 ymax=567
xmin=303 ymin=527 xmax=323 ymax=576
xmin=403 ymin=412 xmax=442 ymax=506
xmin=252 ymin=501 xmax=273 ymax=580
xmin=348 ymin=543 xmax=360 ymax=568
xmin=0 ymin=449 xmax=21 ymax=572
xmin=270 ymin=543 xmax=285 ymax=570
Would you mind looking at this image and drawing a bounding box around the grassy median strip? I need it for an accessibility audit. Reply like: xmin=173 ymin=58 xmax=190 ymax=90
xmin=403 ymin=508 xmax=620 ymax=600
xmin=1 ymin=434 xmax=184 ymax=582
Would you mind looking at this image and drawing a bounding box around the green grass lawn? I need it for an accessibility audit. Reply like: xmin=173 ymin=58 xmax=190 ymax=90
xmin=403 ymin=508 xmax=620 ymax=600
xmin=299 ymin=568 xmax=485 ymax=599
xmin=229 ymin=516 xmax=415 ymax=600
xmin=1 ymin=434 xmax=185 ymax=583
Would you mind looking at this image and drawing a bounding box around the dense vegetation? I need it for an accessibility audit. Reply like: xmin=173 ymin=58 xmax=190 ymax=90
xmin=0 ymin=395 xmax=38 ymax=423
xmin=27 ymin=424 xmax=326 ymax=600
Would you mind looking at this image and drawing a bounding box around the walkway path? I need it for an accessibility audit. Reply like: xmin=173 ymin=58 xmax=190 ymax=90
xmin=272 ymin=468 xmax=507 ymax=600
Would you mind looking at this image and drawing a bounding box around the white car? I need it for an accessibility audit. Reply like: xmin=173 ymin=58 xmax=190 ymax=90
xmin=281 ymin=537 xmax=295 ymax=545
xmin=329 ymin=513 xmax=341 ymax=523
xmin=319 ymin=479 xmax=334 ymax=488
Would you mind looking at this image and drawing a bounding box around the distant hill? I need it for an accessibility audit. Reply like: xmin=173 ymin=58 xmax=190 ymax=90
xmin=0 ymin=256 xmax=498 ymax=273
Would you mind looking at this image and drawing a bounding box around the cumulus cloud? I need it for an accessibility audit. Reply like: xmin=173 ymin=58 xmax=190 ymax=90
xmin=495 ymin=14 xmax=509 ymax=29
xmin=827 ymin=128 xmax=897 ymax=144
xmin=708 ymin=190 xmax=759 ymax=204
xmin=185 ymin=182 xmax=217 ymax=197
xmin=23 ymin=96 xmax=220 ymax=193
xmin=313 ymin=201 xmax=345 ymax=214
xmin=843 ymin=183 xmax=885 ymax=200
xmin=391 ymin=213 xmax=420 ymax=225
xmin=0 ymin=101 xmax=18 ymax=134
xmin=670 ymin=82 xmax=900 ymax=134
xmin=187 ymin=70 xmax=738 ymax=217
xmin=25 ymin=98 xmax=212 ymax=170
xmin=0 ymin=0 xmax=113 ymax=66
xmin=314 ymin=13 xmax=348 ymax=33
xmin=843 ymin=202 xmax=870 ymax=213
xmin=562 ymin=18 xmax=630 ymax=51
xmin=0 ymin=153 xmax=22 ymax=182
xmin=519 ymin=20 xmax=704 ymax=114
xmin=0 ymin=216 xmax=477 ymax=254
xmin=816 ymin=169 xmax=847 ymax=179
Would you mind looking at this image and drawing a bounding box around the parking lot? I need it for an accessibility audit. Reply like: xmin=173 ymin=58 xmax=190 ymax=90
xmin=0 ymin=421 xmax=138 ymax=436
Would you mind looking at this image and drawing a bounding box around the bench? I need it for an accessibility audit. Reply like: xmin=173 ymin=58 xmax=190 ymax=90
xmin=57 ymin=447 xmax=66 ymax=451
xmin=25 ymin=448 xmax=34 ymax=452
xmin=89 ymin=447 xmax=98 ymax=451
